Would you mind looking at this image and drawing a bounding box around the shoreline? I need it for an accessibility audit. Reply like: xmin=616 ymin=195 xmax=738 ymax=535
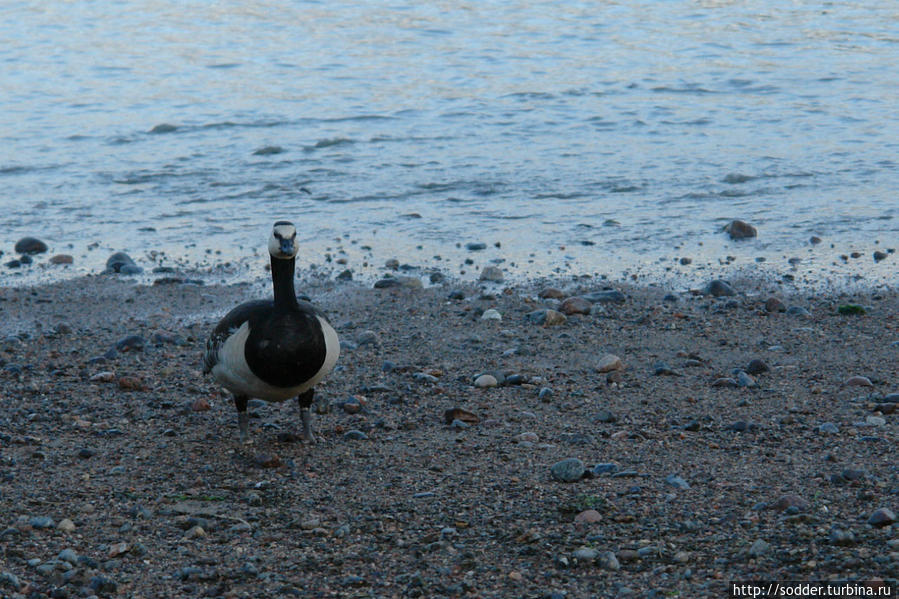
xmin=1 ymin=273 xmax=897 ymax=597
xmin=2 ymin=227 xmax=897 ymax=297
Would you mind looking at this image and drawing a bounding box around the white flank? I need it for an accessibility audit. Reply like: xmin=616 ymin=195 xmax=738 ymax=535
xmin=211 ymin=318 xmax=340 ymax=402
xmin=310 ymin=315 xmax=341 ymax=387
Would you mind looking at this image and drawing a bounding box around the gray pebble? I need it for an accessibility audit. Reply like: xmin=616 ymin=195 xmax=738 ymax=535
xmin=817 ymin=422 xmax=839 ymax=434
xmin=356 ymin=330 xmax=379 ymax=346
xmin=745 ymin=359 xmax=769 ymax=375
xmin=593 ymin=409 xmax=617 ymax=423
xmin=14 ymin=237 xmax=48 ymax=255
xmin=89 ymin=575 xmax=118 ymax=594
xmin=704 ymin=280 xmax=735 ymax=297
xmin=786 ymin=306 xmax=811 ymax=317
xmin=868 ymin=508 xmax=896 ymax=528
xmin=450 ymin=419 xmax=469 ymax=430
xmin=736 ymin=371 xmax=757 ymax=388
xmin=664 ymin=474 xmax=690 ymax=490
xmin=551 ymin=458 xmax=585 ymax=482
xmin=30 ymin=516 xmax=55 ymax=529
xmin=479 ymin=266 xmax=504 ymax=282
xmin=343 ymin=430 xmax=368 ymax=441
xmin=828 ymin=529 xmax=856 ymax=546
xmin=572 ymin=547 xmax=599 ymax=561
xmin=582 ymin=289 xmax=626 ymax=304
xmin=105 ymin=252 xmax=142 ymax=274
xmin=538 ymin=387 xmax=553 ymax=401
xmin=747 ymin=539 xmax=770 ymax=557
xmin=466 ymin=242 xmax=487 ymax=251
xmin=116 ymin=335 xmax=145 ymax=351
xmin=592 ymin=463 xmax=619 ymax=475
xmin=597 ymin=551 xmax=620 ymax=571
xmin=412 ymin=372 xmax=439 ymax=383
xmin=58 ymin=549 xmax=79 ymax=564
xmin=0 ymin=571 xmax=20 ymax=590
xmin=373 ymin=276 xmax=421 ymax=289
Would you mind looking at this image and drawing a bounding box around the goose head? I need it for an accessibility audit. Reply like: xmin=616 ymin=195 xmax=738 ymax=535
xmin=268 ymin=221 xmax=298 ymax=259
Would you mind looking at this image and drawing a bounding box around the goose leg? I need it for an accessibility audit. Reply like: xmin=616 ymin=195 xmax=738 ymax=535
xmin=297 ymin=389 xmax=316 ymax=443
xmin=234 ymin=395 xmax=249 ymax=443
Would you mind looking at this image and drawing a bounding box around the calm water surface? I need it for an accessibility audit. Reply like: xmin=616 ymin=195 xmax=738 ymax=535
xmin=2 ymin=2 xmax=898 ymax=287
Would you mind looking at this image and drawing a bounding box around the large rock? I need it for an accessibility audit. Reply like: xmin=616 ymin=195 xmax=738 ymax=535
xmin=724 ymin=219 xmax=757 ymax=240
xmin=14 ymin=237 xmax=48 ymax=255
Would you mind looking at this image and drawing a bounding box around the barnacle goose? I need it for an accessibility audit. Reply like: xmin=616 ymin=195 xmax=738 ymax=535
xmin=203 ymin=221 xmax=339 ymax=443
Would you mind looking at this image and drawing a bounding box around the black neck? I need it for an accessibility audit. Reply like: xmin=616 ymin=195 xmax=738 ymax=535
xmin=271 ymin=255 xmax=298 ymax=310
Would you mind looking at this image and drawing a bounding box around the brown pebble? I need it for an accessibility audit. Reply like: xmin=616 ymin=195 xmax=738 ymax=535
xmin=711 ymin=377 xmax=738 ymax=388
xmin=108 ymin=542 xmax=130 ymax=558
xmin=765 ymin=297 xmax=786 ymax=313
xmin=254 ymin=453 xmax=282 ymax=469
xmin=559 ymin=297 xmax=592 ymax=316
xmin=771 ymin=494 xmax=809 ymax=512
xmin=724 ymin=219 xmax=757 ymax=240
xmin=49 ymin=254 xmax=74 ymax=265
xmin=538 ymin=287 xmax=565 ymax=299
xmin=542 ymin=309 xmax=567 ymax=326
xmin=444 ymin=408 xmax=479 ymax=425
xmin=574 ymin=509 xmax=602 ymax=523
xmin=191 ymin=398 xmax=211 ymax=412
xmin=117 ymin=376 xmax=146 ymax=391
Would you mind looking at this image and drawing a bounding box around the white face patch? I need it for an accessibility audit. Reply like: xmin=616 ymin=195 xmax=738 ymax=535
xmin=268 ymin=222 xmax=298 ymax=259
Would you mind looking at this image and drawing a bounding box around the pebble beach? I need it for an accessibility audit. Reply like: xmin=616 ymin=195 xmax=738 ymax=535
xmin=1 ymin=247 xmax=897 ymax=598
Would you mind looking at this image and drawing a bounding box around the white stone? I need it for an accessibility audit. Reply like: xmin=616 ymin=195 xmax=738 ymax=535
xmin=596 ymin=354 xmax=623 ymax=373
xmin=474 ymin=374 xmax=498 ymax=388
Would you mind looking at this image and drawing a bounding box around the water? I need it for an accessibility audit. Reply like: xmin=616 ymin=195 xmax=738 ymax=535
xmin=2 ymin=1 xmax=898 ymax=287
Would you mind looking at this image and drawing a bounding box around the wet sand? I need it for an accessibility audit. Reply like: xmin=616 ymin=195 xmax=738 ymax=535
xmin=0 ymin=272 xmax=897 ymax=598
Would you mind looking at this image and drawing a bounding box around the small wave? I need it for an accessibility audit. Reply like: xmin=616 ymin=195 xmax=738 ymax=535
xmin=149 ymin=123 xmax=178 ymax=134
xmin=201 ymin=120 xmax=287 ymax=130
xmin=723 ymin=173 xmax=755 ymax=184
xmin=0 ymin=166 xmax=32 ymax=175
xmin=535 ymin=192 xmax=584 ymax=200
xmin=307 ymin=137 xmax=355 ymax=150
xmin=321 ymin=115 xmax=394 ymax=123
xmin=502 ymin=91 xmax=556 ymax=101
xmin=0 ymin=164 xmax=63 ymax=176
xmin=206 ymin=63 xmax=241 ymax=69
xmin=651 ymin=85 xmax=717 ymax=95
xmin=253 ymin=146 xmax=285 ymax=156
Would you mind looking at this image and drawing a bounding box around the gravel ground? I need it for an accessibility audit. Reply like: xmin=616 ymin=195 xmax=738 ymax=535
xmin=1 ymin=273 xmax=897 ymax=599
